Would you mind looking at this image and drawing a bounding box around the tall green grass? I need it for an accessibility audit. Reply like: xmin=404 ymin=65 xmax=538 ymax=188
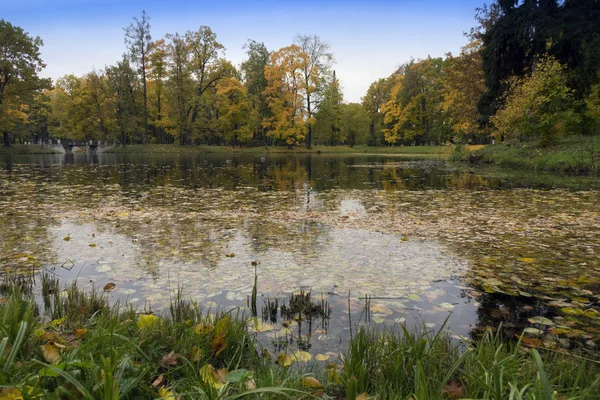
xmin=0 ymin=276 xmax=598 ymax=399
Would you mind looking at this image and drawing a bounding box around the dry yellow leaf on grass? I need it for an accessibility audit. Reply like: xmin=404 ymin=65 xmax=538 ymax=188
xmin=194 ymin=321 xmax=214 ymax=335
xmin=157 ymin=387 xmax=175 ymax=400
xmin=41 ymin=343 xmax=60 ymax=363
xmin=137 ymin=314 xmax=160 ymax=330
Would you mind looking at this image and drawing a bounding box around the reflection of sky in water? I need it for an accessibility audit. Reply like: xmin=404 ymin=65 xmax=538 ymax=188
xmin=46 ymin=197 xmax=478 ymax=354
xmin=3 ymin=154 xmax=598 ymax=355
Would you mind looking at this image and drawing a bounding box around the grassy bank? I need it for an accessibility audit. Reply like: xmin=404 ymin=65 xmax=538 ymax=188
xmin=0 ymin=276 xmax=598 ymax=399
xmin=104 ymin=144 xmax=451 ymax=157
xmin=0 ymin=145 xmax=60 ymax=155
xmin=472 ymin=135 xmax=600 ymax=173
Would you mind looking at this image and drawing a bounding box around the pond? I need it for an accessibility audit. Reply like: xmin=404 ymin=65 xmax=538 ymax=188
xmin=0 ymin=152 xmax=599 ymax=359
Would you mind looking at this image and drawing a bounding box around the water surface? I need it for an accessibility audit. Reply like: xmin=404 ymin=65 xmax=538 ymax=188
xmin=1 ymin=153 xmax=599 ymax=357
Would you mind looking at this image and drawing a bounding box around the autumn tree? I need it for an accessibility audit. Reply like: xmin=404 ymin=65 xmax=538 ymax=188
xmin=294 ymin=34 xmax=333 ymax=149
xmin=443 ymin=41 xmax=486 ymax=143
xmin=263 ymin=45 xmax=307 ymax=146
xmin=491 ymin=56 xmax=579 ymax=146
xmin=381 ymin=58 xmax=450 ymax=145
xmin=214 ymin=77 xmax=251 ymax=145
xmin=85 ymin=71 xmax=113 ymax=142
xmin=185 ymin=26 xmax=234 ymax=144
xmin=125 ymin=10 xmax=152 ymax=143
xmin=0 ymin=20 xmax=48 ymax=146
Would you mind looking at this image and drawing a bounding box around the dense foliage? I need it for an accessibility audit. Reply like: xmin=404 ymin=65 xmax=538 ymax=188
xmin=1 ymin=1 xmax=600 ymax=148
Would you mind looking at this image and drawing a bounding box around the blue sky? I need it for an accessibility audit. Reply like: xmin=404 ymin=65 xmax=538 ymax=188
xmin=4 ymin=0 xmax=484 ymax=102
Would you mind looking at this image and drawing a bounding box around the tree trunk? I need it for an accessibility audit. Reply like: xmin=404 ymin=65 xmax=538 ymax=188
xmin=3 ymin=131 xmax=10 ymax=147
xmin=307 ymin=125 xmax=312 ymax=149
xmin=369 ymin=120 xmax=376 ymax=145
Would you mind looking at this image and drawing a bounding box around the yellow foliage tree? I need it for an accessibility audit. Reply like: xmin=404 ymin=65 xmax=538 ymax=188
xmin=263 ymin=45 xmax=308 ymax=146
xmin=443 ymin=41 xmax=486 ymax=142
xmin=214 ymin=77 xmax=251 ymax=145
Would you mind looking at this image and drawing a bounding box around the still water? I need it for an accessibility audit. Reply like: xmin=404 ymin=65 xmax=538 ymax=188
xmin=1 ymin=153 xmax=599 ymax=358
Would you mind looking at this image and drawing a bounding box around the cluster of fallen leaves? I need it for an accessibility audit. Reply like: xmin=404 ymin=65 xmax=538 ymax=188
xmin=36 ymin=318 xmax=88 ymax=364
xmin=2 ymin=162 xmax=600 ymax=358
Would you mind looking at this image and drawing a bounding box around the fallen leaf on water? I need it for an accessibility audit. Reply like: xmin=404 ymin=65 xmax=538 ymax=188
xmin=517 ymin=257 xmax=535 ymax=263
xmin=103 ymin=283 xmax=116 ymax=292
xmin=370 ymin=304 xmax=392 ymax=315
xmin=276 ymin=353 xmax=292 ymax=367
xmin=291 ymin=351 xmax=312 ymax=362
xmin=247 ymin=318 xmax=273 ymax=333
xmin=89 ymin=243 xmax=97 ymax=247
xmin=63 ymin=235 xmax=71 ymax=241
xmin=521 ymin=337 xmax=542 ymax=347
xmin=548 ymin=327 xmax=570 ymax=336
xmin=315 ymin=354 xmax=329 ymax=361
xmin=408 ymin=294 xmax=423 ymax=302
xmin=527 ymin=316 xmax=554 ymax=326
xmin=523 ymin=327 xmax=544 ymax=336
xmin=372 ymin=316 xmax=385 ymax=324
xmin=301 ymin=376 xmax=322 ymax=389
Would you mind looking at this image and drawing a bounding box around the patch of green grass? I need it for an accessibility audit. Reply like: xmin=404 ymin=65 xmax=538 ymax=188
xmin=104 ymin=144 xmax=451 ymax=157
xmin=474 ymin=135 xmax=600 ymax=173
xmin=343 ymin=323 xmax=600 ymax=399
xmin=0 ymin=277 xmax=598 ymax=399
xmin=0 ymin=144 xmax=60 ymax=155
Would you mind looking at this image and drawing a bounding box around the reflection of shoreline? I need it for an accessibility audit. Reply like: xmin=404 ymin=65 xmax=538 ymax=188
xmin=1 ymin=155 xmax=599 ymax=357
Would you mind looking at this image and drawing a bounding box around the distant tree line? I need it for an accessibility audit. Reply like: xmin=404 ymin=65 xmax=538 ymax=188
xmin=1 ymin=0 xmax=600 ymax=148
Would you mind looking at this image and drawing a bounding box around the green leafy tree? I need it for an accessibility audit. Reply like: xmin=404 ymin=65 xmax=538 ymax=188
xmin=106 ymin=57 xmax=141 ymax=146
xmin=491 ymin=56 xmax=580 ymax=146
xmin=382 ymin=58 xmax=450 ymax=145
xmin=362 ymin=78 xmax=392 ymax=145
xmin=0 ymin=20 xmax=49 ymax=146
xmin=341 ymin=103 xmax=370 ymax=147
xmin=241 ymin=40 xmax=270 ymax=144
xmin=125 ymin=10 xmax=152 ymax=143
xmin=314 ymin=71 xmax=343 ymax=145
xmin=443 ymin=41 xmax=487 ymax=143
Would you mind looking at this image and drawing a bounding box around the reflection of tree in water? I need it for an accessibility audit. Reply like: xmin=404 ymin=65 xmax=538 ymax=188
xmin=242 ymin=217 xmax=329 ymax=261
xmin=0 ymin=168 xmax=57 ymax=273
xmin=470 ymin=291 xmax=542 ymax=340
